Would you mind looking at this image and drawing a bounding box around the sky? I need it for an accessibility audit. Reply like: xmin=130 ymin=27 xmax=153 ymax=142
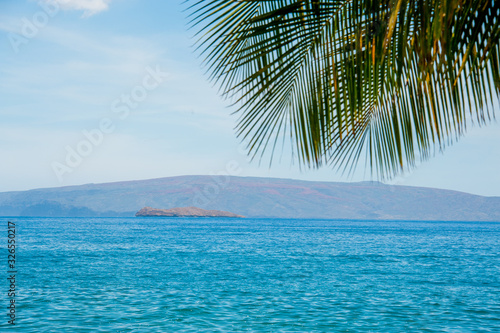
xmin=0 ymin=0 xmax=499 ymax=196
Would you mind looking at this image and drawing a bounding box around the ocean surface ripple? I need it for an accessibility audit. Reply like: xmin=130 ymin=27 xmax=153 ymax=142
xmin=3 ymin=218 xmax=500 ymax=332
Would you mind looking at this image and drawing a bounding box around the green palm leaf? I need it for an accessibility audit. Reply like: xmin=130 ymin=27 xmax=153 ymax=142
xmin=187 ymin=0 xmax=500 ymax=179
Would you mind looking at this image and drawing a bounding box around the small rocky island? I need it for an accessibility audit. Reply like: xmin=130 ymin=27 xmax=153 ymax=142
xmin=135 ymin=206 xmax=245 ymax=218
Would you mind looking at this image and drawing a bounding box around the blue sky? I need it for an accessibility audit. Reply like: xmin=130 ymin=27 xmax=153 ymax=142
xmin=0 ymin=0 xmax=499 ymax=196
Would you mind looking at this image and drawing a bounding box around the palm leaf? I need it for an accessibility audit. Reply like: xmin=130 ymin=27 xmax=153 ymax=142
xmin=187 ymin=0 xmax=500 ymax=179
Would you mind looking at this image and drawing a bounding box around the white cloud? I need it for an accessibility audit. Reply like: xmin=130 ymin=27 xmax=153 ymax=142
xmin=48 ymin=0 xmax=112 ymax=17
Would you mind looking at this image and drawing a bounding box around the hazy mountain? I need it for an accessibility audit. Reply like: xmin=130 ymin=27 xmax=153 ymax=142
xmin=0 ymin=175 xmax=498 ymax=221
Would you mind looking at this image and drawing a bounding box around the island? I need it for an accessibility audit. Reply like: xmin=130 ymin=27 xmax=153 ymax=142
xmin=135 ymin=206 xmax=245 ymax=218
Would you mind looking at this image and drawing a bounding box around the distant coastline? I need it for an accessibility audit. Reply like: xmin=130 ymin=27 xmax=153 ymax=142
xmin=1 ymin=175 xmax=499 ymax=221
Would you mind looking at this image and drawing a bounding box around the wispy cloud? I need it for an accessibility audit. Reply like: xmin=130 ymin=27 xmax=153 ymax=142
xmin=44 ymin=0 xmax=112 ymax=17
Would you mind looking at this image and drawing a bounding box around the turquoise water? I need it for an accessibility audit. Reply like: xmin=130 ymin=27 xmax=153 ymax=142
xmin=2 ymin=217 xmax=500 ymax=332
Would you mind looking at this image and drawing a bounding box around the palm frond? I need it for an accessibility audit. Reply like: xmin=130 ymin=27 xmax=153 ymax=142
xmin=187 ymin=0 xmax=500 ymax=179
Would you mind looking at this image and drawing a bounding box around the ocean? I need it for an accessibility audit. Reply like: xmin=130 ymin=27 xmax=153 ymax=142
xmin=2 ymin=217 xmax=500 ymax=332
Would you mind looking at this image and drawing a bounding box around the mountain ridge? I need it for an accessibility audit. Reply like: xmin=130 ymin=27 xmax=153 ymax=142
xmin=0 ymin=175 xmax=498 ymax=221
